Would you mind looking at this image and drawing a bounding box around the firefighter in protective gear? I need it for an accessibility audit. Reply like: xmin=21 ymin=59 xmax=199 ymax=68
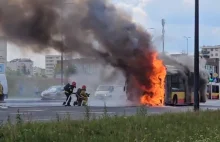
xmin=79 ymin=85 xmax=89 ymax=106
xmin=73 ymin=87 xmax=82 ymax=106
xmin=63 ymin=81 xmax=76 ymax=106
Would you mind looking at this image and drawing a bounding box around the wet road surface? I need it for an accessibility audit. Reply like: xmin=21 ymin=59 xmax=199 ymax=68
xmin=0 ymin=98 xmax=220 ymax=123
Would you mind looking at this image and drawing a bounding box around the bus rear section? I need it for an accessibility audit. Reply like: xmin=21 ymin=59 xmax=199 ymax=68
xmin=165 ymin=73 xmax=206 ymax=106
xmin=207 ymin=83 xmax=219 ymax=99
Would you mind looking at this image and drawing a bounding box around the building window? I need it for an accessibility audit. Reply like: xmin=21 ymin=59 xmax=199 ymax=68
xmin=211 ymin=54 xmax=213 ymax=56
xmin=215 ymin=53 xmax=218 ymax=56
xmin=211 ymin=49 xmax=213 ymax=51
xmin=216 ymin=48 xmax=218 ymax=51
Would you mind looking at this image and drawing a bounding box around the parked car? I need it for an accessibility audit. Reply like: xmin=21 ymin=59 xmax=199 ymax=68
xmin=41 ymin=85 xmax=65 ymax=100
xmin=94 ymin=85 xmax=125 ymax=99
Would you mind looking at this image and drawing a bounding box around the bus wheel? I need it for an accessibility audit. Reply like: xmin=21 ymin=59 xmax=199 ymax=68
xmin=173 ymin=95 xmax=178 ymax=106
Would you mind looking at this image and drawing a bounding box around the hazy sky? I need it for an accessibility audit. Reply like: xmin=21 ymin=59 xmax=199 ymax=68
xmin=7 ymin=0 xmax=220 ymax=68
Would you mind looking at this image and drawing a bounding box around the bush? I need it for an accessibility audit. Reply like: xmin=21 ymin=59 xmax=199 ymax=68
xmin=0 ymin=108 xmax=220 ymax=142
xmin=6 ymin=76 xmax=61 ymax=97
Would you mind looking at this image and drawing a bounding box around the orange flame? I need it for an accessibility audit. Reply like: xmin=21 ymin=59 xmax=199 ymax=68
xmin=140 ymin=51 xmax=167 ymax=106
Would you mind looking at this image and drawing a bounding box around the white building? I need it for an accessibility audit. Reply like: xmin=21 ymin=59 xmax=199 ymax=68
xmin=33 ymin=66 xmax=45 ymax=76
xmin=45 ymin=55 xmax=61 ymax=78
xmin=201 ymin=45 xmax=220 ymax=58
xmin=7 ymin=58 xmax=33 ymax=75
xmin=0 ymin=36 xmax=7 ymax=74
xmin=201 ymin=45 xmax=220 ymax=77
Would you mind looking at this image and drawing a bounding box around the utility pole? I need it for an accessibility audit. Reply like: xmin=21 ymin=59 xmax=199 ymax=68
xmin=162 ymin=19 xmax=165 ymax=53
xmin=60 ymin=1 xmax=74 ymax=85
xmin=194 ymin=0 xmax=200 ymax=111
xmin=184 ymin=36 xmax=191 ymax=55
xmin=60 ymin=6 xmax=64 ymax=86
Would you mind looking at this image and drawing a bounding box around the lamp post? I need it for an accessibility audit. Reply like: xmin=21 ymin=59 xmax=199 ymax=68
xmin=147 ymin=28 xmax=155 ymax=39
xmin=194 ymin=0 xmax=199 ymax=111
xmin=162 ymin=19 xmax=165 ymax=53
xmin=184 ymin=36 xmax=191 ymax=55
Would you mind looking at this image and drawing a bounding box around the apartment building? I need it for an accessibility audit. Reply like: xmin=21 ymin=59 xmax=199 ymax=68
xmin=7 ymin=58 xmax=33 ymax=75
xmin=45 ymin=55 xmax=62 ymax=78
xmin=33 ymin=66 xmax=45 ymax=76
xmin=201 ymin=45 xmax=220 ymax=78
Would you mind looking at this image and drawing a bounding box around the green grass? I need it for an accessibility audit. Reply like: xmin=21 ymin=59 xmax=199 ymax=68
xmin=1 ymin=107 xmax=220 ymax=142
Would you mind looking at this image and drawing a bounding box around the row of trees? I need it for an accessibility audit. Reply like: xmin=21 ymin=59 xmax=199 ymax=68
xmin=54 ymin=63 xmax=77 ymax=78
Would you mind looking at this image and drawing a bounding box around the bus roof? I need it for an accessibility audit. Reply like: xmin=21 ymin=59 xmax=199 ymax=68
xmin=165 ymin=65 xmax=181 ymax=74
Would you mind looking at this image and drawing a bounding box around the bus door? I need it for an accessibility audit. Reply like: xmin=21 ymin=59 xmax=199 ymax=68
xmin=164 ymin=74 xmax=171 ymax=104
xmin=170 ymin=74 xmax=185 ymax=105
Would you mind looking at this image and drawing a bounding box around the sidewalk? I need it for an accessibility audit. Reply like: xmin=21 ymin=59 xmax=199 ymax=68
xmin=200 ymin=100 xmax=220 ymax=107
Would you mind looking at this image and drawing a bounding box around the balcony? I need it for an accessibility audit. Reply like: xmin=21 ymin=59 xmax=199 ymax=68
xmin=201 ymin=50 xmax=210 ymax=54
xmin=202 ymin=55 xmax=210 ymax=58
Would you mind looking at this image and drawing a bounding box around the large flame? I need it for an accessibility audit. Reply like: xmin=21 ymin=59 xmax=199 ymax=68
xmin=140 ymin=51 xmax=167 ymax=106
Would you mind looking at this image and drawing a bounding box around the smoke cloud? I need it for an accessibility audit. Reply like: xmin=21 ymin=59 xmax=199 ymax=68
xmin=0 ymin=0 xmax=208 ymax=103
xmin=0 ymin=0 xmax=154 ymax=92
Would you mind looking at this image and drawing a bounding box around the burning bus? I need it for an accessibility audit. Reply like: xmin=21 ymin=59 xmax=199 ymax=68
xmin=164 ymin=65 xmax=207 ymax=106
xmin=125 ymin=64 xmax=208 ymax=106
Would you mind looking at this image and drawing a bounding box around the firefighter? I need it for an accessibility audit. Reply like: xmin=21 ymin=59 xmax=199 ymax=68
xmin=0 ymin=82 xmax=3 ymax=102
xmin=63 ymin=81 xmax=76 ymax=106
xmin=79 ymin=85 xmax=89 ymax=106
xmin=73 ymin=87 xmax=82 ymax=106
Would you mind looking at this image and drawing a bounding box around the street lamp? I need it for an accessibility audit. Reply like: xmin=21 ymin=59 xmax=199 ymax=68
xmin=146 ymin=28 xmax=155 ymax=39
xmin=183 ymin=36 xmax=191 ymax=55
xmin=194 ymin=0 xmax=199 ymax=111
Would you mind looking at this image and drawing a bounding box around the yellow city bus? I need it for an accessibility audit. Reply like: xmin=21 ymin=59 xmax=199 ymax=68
xmin=206 ymin=82 xmax=220 ymax=99
xmin=165 ymin=66 xmax=206 ymax=106
xmin=125 ymin=65 xmax=207 ymax=106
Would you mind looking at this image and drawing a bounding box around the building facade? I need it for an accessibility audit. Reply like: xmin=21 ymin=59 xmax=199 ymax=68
xmin=7 ymin=58 xmax=34 ymax=75
xmin=45 ymin=55 xmax=62 ymax=78
xmin=33 ymin=66 xmax=45 ymax=76
xmin=201 ymin=45 xmax=220 ymax=80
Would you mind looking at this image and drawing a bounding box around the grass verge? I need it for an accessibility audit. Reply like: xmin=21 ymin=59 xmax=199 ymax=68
xmin=0 ymin=107 xmax=220 ymax=142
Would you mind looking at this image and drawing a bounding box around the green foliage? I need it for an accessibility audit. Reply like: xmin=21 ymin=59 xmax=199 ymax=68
xmin=0 ymin=109 xmax=220 ymax=142
xmin=5 ymin=76 xmax=60 ymax=97
xmin=54 ymin=63 xmax=77 ymax=77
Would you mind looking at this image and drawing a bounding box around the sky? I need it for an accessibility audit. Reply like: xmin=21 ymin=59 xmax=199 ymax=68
xmin=6 ymin=0 xmax=220 ymax=68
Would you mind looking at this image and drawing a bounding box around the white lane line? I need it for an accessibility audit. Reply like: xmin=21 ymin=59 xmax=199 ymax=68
xmin=24 ymin=110 xmax=45 ymax=112
xmin=9 ymin=110 xmax=45 ymax=115
xmin=25 ymin=119 xmax=52 ymax=122
xmin=56 ymin=111 xmax=115 ymax=115
xmin=10 ymin=112 xmax=30 ymax=115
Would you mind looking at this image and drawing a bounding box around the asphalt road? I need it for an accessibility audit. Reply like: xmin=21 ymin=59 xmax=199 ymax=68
xmin=1 ymin=98 xmax=220 ymax=123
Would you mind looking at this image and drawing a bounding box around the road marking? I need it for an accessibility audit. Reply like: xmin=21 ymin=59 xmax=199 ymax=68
xmin=25 ymin=118 xmax=51 ymax=122
xmin=56 ymin=111 xmax=115 ymax=115
xmin=24 ymin=109 xmax=45 ymax=112
xmin=10 ymin=112 xmax=30 ymax=115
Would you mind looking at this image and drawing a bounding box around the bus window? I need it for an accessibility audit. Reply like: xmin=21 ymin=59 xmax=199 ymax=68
xmin=171 ymin=75 xmax=184 ymax=90
xmin=212 ymin=85 xmax=219 ymax=93
xmin=207 ymin=85 xmax=210 ymax=93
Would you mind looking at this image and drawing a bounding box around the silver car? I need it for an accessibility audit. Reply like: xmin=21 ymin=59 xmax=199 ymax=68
xmin=41 ymin=85 xmax=65 ymax=100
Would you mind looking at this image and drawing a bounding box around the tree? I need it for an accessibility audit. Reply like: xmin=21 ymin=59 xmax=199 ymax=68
xmin=22 ymin=64 xmax=27 ymax=75
xmin=54 ymin=63 xmax=77 ymax=77
xmin=16 ymin=69 xmax=21 ymax=76
xmin=64 ymin=64 xmax=77 ymax=78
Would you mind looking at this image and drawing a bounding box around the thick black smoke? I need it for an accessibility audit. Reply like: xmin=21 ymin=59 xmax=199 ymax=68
xmin=0 ymin=0 xmax=155 ymax=97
